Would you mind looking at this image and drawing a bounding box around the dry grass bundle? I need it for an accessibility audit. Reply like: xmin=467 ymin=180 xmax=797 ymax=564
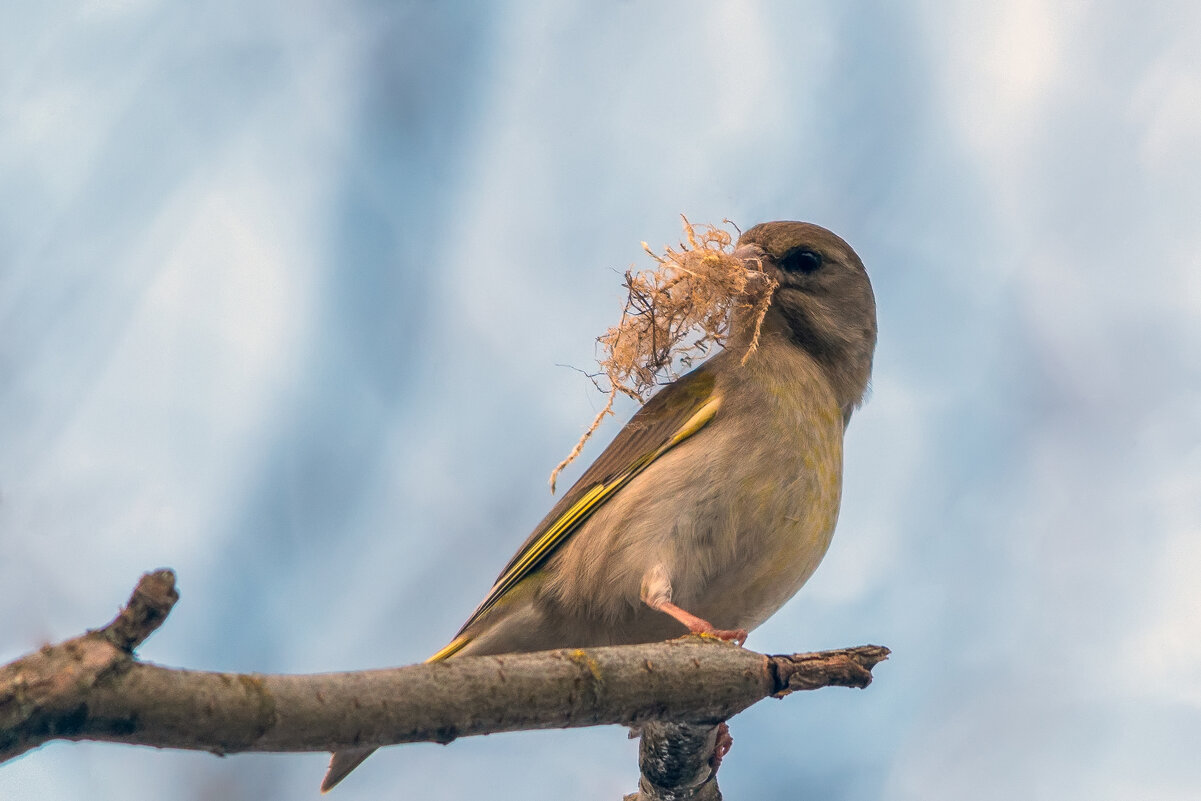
xmin=549 ymin=216 xmax=778 ymax=491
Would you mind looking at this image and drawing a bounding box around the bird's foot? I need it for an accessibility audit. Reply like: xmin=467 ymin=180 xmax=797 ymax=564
xmin=650 ymin=599 xmax=748 ymax=646
xmin=710 ymin=722 xmax=733 ymax=770
xmin=687 ymin=621 xmax=749 ymax=647
xmin=640 ymin=567 xmax=749 ymax=647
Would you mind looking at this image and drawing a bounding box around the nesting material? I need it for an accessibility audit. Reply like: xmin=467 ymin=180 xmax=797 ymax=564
xmin=549 ymin=217 xmax=778 ymax=491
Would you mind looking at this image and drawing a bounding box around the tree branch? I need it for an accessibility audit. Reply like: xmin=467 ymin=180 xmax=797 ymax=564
xmin=627 ymin=721 xmax=724 ymax=801
xmin=0 ymin=570 xmax=888 ymax=797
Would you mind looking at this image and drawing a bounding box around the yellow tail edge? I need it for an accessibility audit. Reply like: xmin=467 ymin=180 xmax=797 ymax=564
xmin=426 ymin=634 xmax=470 ymax=663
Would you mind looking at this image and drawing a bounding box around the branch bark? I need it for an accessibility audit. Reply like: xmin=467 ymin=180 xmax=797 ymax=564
xmin=627 ymin=721 xmax=725 ymax=801
xmin=0 ymin=570 xmax=888 ymax=797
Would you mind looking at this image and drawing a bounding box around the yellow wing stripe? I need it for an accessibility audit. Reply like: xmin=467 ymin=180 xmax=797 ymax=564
xmin=666 ymin=395 xmax=723 ymax=446
xmin=426 ymin=634 xmax=469 ymax=663
xmin=444 ymin=393 xmax=723 ymax=648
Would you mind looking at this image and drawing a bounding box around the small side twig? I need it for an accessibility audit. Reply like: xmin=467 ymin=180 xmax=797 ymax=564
xmin=97 ymin=568 xmax=179 ymax=652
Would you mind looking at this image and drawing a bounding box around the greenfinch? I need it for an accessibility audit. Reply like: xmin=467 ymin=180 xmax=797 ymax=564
xmin=322 ymin=221 xmax=877 ymax=791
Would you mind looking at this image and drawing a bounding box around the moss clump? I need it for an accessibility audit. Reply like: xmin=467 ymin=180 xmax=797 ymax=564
xmin=549 ymin=217 xmax=777 ymax=490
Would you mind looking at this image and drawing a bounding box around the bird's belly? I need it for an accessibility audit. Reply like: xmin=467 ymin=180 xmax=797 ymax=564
xmin=613 ymin=392 xmax=846 ymax=632
xmin=680 ymin=436 xmax=843 ymax=631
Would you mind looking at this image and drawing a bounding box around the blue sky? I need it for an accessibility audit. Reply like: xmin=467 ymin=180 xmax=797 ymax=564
xmin=3 ymin=2 xmax=1200 ymax=799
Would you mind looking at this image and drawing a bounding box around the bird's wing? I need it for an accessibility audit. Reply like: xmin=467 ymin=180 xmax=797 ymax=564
xmin=429 ymin=363 xmax=721 ymax=660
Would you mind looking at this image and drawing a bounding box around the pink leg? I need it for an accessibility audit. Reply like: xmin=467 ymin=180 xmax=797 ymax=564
xmin=653 ymin=600 xmax=749 ymax=646
xmin=639 ymin=564 xmax=749 ymax=646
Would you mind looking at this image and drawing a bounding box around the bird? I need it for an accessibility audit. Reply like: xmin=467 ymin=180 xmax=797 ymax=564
xmin=321 ymin=221 xmax=877 ymax=792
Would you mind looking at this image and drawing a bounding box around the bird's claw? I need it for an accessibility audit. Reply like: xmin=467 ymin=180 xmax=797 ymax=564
xmin=710 ymin=722 xmax=734 ymax=770
xmin=690 ymin=623 xmax=749 ymax=646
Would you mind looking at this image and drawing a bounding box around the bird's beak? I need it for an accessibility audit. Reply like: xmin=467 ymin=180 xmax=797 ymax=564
xmin=732 ymin=243 xmax=768 ymax=271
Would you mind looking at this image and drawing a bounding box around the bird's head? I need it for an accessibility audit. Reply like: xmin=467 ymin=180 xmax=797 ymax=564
xmin=733 ymin=221 xmax=878 ymax=417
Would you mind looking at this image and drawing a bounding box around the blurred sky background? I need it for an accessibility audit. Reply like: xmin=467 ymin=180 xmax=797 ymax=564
xmin=3 ymin=2 xmax=1201 ymax=799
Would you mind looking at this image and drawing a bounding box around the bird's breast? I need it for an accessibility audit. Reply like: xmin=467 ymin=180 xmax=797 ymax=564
xmin=679 ymin=363 xmax=845 ymax=630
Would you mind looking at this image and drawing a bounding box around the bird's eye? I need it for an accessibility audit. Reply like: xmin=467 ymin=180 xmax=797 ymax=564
xmin=778 ymin=248 xmax=823 ymax=273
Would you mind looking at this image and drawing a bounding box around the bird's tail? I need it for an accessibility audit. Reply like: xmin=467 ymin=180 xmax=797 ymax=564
xmin=321 ymin=748 xmax=375 ymax=793
xmin=319 ymin=634 xmax=472 ymax=792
